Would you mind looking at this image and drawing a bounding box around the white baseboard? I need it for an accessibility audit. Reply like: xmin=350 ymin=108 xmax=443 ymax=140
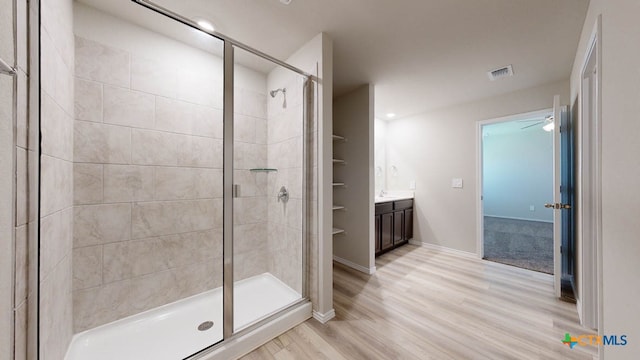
xmin=312 ymin=309 xmax=336 ymax=324
xmin=408 ymin=240 xmax=479 ymax=259
xmin=333 ymin=255 xmax=376 ymax=274
xmin=576 ymin=298 xmax=583 ymax=325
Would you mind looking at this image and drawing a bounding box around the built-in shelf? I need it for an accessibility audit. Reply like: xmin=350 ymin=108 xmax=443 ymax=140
xmin=333 ymin=134 xmax=346 ymax=239
xmin=249 ymin=168 xmax=278 ymax=172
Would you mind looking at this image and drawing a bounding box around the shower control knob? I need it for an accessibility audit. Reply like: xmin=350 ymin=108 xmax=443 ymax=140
xmin=277 ymin=186 xmax=289 ymax=203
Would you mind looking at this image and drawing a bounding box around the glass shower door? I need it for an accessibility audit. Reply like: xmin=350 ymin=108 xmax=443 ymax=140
xmin=65 ymin=5 xmax=226 ymax=358
xmin=231 ymin=46 xmax=305 ymax=332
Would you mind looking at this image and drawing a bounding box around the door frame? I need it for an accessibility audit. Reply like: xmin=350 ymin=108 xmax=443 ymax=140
xmin=475 ymin=108 xmax=554 ymax=259
xmin=577 ymin=15 xmax=602 ymax=331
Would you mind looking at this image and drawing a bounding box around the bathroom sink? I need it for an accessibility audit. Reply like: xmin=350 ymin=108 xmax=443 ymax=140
xmin=375 ymin=195 xmax=412 ymax=203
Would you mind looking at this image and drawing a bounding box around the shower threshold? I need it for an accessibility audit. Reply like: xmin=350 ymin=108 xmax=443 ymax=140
xmin=66 ymin=273 xmax=302 ymax=360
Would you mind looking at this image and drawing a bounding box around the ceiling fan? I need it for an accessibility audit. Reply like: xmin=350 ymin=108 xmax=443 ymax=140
xmin=519 ymin=115 xmax=554 ymax=131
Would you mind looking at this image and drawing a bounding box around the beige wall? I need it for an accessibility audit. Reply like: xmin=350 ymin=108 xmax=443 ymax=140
xmin=333 ymin=84 xmax=375 ymax=272
xmin=385 ymin=80 xmax=569 ymax=254
xmin=374 ymin=118 xmax=387 ymax=194
xmin=570 ymin=1 xmax=640 ymax=358
xmin=39 ymin=0 xmax=75 ymax=358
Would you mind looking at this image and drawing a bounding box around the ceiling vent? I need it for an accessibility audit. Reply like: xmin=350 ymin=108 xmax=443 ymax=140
xmin=488 ymin=65 xmax=514 ymax=81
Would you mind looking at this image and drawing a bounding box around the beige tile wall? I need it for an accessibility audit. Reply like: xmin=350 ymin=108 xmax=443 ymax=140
xmin=0 ymin=0 xmax=16 ymax=354
xmin=13 ymin=1 xmax=42 ymax=358
xmin=72 ymin=32 xmax=271 ymax=332
xmin=233 ymin=85 xmax=270 ymax=281
xmin=72 ymin=35 xmax=222 ymax=332
xmin=39 ymin=0 xmax=76 ymax=359
xmin=266 ymin=69 xmax=307 ymax=293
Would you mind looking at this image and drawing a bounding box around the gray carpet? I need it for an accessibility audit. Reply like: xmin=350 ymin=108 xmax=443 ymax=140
xmin=483 ymin=216 xmax=553 ymax=274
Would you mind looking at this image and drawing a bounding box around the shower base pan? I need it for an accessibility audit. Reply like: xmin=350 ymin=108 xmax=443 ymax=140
xmin=66 ymin=273 xmax=306 ymax=360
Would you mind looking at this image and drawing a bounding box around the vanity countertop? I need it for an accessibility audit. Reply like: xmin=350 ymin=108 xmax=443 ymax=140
xmin=374 ymin=194 xmax=414 ymax=204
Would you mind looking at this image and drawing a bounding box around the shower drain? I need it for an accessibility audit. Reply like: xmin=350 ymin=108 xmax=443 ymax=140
xmin=198 ymin=321 xmax=214 ymax=331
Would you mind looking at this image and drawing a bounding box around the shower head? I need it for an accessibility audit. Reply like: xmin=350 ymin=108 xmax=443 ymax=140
xmin=269 ymin=88 xmax=287 ymax=109
xmin=270 ymin=88 xmax=286 ymax=98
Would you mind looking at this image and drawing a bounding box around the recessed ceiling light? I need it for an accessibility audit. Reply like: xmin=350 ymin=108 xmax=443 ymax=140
xmin=196 ymin=19 xmax=215 ymax=32
xmin=280 ymin=0 xmax=292 ymax=4
xmin=386 ymin=113 xmax=396 ymax=119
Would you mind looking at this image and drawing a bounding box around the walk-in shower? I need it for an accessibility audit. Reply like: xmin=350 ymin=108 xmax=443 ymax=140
xmin=40 ymin=0 xmax=314 ymax=359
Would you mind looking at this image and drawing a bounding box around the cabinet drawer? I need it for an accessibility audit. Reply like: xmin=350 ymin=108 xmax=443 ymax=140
xmin=375 ymin=202 xmax=393 ymax=215
xmin=394 ymin=199 xmax=413 ymax=210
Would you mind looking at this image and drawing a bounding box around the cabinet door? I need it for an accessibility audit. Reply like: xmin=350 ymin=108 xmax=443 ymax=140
xmin=381 ymin=213 xmax=394 ymax=251
xmin=393 ymin=210 xmax=404 ymax=245
xmin=375 ymin=215 xmax=381 ymax=254
xmin=404 ymin=208 xmax=413 ymax=240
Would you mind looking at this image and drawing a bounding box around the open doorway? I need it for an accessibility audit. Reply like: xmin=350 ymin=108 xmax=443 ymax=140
xmin=480 ymin=110 xmax=554 ymax=274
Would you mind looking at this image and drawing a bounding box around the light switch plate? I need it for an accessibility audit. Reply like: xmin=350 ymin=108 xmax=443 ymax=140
xmin=409 ymin=180 xmax=416 ymax=190
xmin=451 ymin=178 xmax=463 ymax=188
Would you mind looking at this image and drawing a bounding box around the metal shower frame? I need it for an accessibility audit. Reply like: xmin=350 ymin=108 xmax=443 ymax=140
xmin=130 ymin=1 xmax=315 ymax=358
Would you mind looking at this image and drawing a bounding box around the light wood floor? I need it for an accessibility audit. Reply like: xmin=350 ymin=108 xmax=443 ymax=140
xmin=241 ymin=245 xmax=597 ymax=360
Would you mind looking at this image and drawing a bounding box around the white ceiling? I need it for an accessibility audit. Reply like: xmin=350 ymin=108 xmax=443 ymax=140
xmin=78 ymin=0 xmax=589 ymax=120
